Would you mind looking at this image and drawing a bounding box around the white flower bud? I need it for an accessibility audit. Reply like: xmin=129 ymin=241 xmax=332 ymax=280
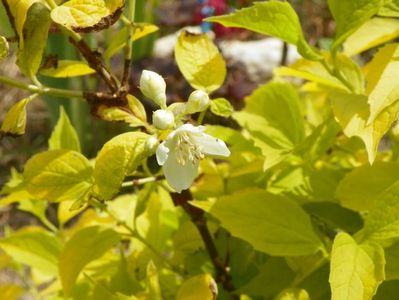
xmin=152 ymin=109 xmax=175 ymax=130
xmin=139 ymin=70 xmax=167 ymax=108
xmin=186 ymin=90 xmax=210 ymax=114
xmin=146 ymin=136 xmax=159 ymax=154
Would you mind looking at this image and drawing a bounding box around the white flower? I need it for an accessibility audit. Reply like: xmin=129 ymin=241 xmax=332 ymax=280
xmin=156 ymin=124 xmax=230 ymax=192
xmin=139 ymin=70 xmax=167 ymax=108
xmin=186 ymin=90 xmax=210 ymax=114
xmin=152 ymin=109 xmax=175 ymax=130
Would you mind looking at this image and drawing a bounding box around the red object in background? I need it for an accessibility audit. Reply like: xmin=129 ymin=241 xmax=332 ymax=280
xmin=194 ymin=0 xmax=243 ymax=37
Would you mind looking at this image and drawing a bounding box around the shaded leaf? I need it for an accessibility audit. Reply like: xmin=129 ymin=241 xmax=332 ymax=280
xmin=1 ymin=96 xmax=34 ymax=137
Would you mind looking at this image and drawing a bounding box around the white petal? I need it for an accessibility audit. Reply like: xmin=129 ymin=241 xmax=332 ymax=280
xmin=156 ymin=142 xmax=169 ymax=165
xmin=193 ymin=133 xmax=230 ymax=157
xmin=163 ymin=151 xmax=199 ymax=193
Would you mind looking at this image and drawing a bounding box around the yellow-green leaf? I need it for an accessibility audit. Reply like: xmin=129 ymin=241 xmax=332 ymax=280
xmin=329 ymin=232 xmax=385 ymax=300
xmin=24 ymin=149 xmax=93 ymax=202
xmin=59 ymin=226 xmax=120 ymax=295
xmin=379 ymin=0 xmax=399 ymax=17
xmin=191 ymin=189 xmax=323 ymax=256
xmin=276 ymin=289 xmax=310 ymax=300
xmin=94 ymin=132 xmax=150 ymax=200
xmin=3 ymin=0 xmax=40 ymax=48
xmin=17 ymin=1 xmax=51 ymax=77
xmin=328 ymin=0 xmax=382 ymax=51
xmin=175 ymin=31 xmax=226 ymax=93
xmin=49 ymin=106 xmax=81 ymax=152
xmin=51 ymin=0 xmax=125 ymax=32
xmin=0 ymin=285 xmax=24 ymax=300
xmin=0 ymin=228 xmax=62 ymax=276
xmin=177 ymin=274 xmax=217 ymax=300
xmin=104 ymin=23 xmax=159 ymax=60
xmin=40 ymin=60 xmax=95 ymax=78
xmin=1 ymin=96 xmax=33 ymax=137
xmin=209 ymin=98 xmax=233 ymax=118
xmin=336 ymin=162 xmax=399 ymax=212
xmin=0 ymin=36 xmax=9 ymax=61
xmin=344 ymin=18 xmax=399 ymax=57
xmin=366 ymin=43 xmax=399 ymax=124
xmin=233 ymin=82 xmax=305 ymax=169
xmin=331 ymin=90 xmax=399 ymax=164
xmin=206 ymin=1 xmax=321 ymax=60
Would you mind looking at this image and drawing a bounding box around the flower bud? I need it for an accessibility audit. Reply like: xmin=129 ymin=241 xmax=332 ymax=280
xmin=139 ymin=70 xmax=167 ymax=108
xmin=152 ymin=109 xmax=175 ymax=130
xmin=146 ymin=136 xmax=159 ymax=154
xmin=185 ymin=90 xmax=210 ymax=114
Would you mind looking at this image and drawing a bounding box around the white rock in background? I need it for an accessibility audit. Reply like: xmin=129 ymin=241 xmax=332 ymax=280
xmin=153 ymin=28 xmax=300 ymax=81
xmin=219 ymin=38 xmax=300 ymax=81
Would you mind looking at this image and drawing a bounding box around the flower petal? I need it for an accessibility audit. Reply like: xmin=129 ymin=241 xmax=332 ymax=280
xmin=192 ymin=133 xmax=230 ymax=157
xmin=156 ymin=142 xmax=169 ymax=165
xmin=163 ymin=150 xmax=199 ymax=193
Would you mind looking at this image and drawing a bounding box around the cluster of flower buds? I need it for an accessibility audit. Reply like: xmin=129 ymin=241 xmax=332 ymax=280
xmin=139 ymin=70 xmax=230 ymax=193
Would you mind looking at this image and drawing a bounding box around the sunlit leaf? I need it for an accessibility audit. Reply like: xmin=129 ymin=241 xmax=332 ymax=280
xmin=40 ymin=60 xmax=95 ymax=78
xmin=207 ymin=1 xmax=321 ymax=60
xmin=51 ymin=0 xmax=125 ymax=32
xmin=233 ymin=82 xmax=305 ymax=169
xmin=192 ymin=189 xmax=323 ymax=256
xmin=0 ymin=36 xmax=8 ymax=61
xmin=59 ymin=226 xmax=120 ymax=295
xmin=0 ymin=285 xmax=24 ymax=300
xmin=0 ymin=228 xmax=62 ymax=276
xmin=175 ymin=31 xmax=226 ymax=93
xmin=177 ymin=274 xmax=217 ymax=300
xmin=94 ymin=132 xmax=150 ymax=200
xmin=49 ymin=106 xmax=81 ymax=152
xmin=344 ymin=18 xmax=399 ymax=56
xmin=328 ymin=0 xmax=382 ymax=51
xmin=329 ymin=232 xmax=385 ymax=300
xmin=24 ymin=149 xmax=93 ymax=202
xmin=1 ymin=96 xmax=34 ymax=137
xmin=209 ymin=98 xmax=233 ymax=118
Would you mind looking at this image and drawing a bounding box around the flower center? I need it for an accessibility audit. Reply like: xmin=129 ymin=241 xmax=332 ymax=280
xmin=175 ymin=132 xmax=204 ymax=166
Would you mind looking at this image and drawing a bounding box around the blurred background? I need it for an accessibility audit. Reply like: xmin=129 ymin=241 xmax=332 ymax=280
xmin=0 ymin=0 xmax=335 ymax=234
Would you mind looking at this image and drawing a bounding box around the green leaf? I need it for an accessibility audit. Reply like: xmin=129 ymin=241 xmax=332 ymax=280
xmin=94 ymin=132 xmax=150 ymax=200
xmin=329 ymin=232 xmax=385 ymax=300
xmin=206 ymin=1 xmax=321 ymax=60
xmin=0 ymin=228 xmax=62 ymax=276
xmin=328 ymin=0 xmax=382 ymax=51
xmin=240 ymin=257 xmax=295 ymax=298
xmin=191 ymin=189 xmax=323 ymax=256
xmin=233 ymin=82 xmax=305 ymax=169
xmin=0 ymin=36 xmax=8 ymax=61
xmin=175 ymin=31 xmax=226 ymax=93
xmin=177 ymin=274 xmax=217 ymax=300
xmin=366 ymin=43 xmax=399 ymax=124
xmin=330 ymin=90 xmax=399 ymax=164
xmin=209 ymin=98 xmax=233 ymax=118
xmin=303 ymin=202 xmax=363 ymax=234
xmin=49 ymin=107 xmax=81 ymax=152
xmin=40 ymin=60 xmax=95 ymax=78
xmin=379 ymin=0 xmax=399 ymax=16
xmin=336 ymin=162 xmax=399 ymax=212
xmin=1 ymin=96 xmax=34 ymax=137
xmin=59 ymin=226 xmax=120 ymax=295
xmin=276 ymin=289 xmax=310 ymax=300
xmin=343 ymin=18 xmax=399 ymax=56
xmin=24 ymin=149 xmax=93 ymax=202
xmin=0 ymin=285 xmax=24 ymax=300
xmin=17 ymin=2 xmax=51 ymax=78
xmin=356 ymin=180 xmax=399 ymax=246
xmin=3 ymin=0 xmax=40 ymax=48
xmin=104 ymin=23 xmax=159 ymax=61
xmin=50 ymin=0 xmax=125 ymax=32
xmin=384 ymin=242 xmax=399 ymax=280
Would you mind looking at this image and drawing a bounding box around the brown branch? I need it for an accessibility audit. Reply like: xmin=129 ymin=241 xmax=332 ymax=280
xmin=172 ymin=191 xmax=238 ymax=300
xmin=280 ymin=42 xmax=289 ymax=66
xmin=121 ymin=58 xmax=131 ymax=88
xmin=69 ymin=38 xmax=119 ymax=94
